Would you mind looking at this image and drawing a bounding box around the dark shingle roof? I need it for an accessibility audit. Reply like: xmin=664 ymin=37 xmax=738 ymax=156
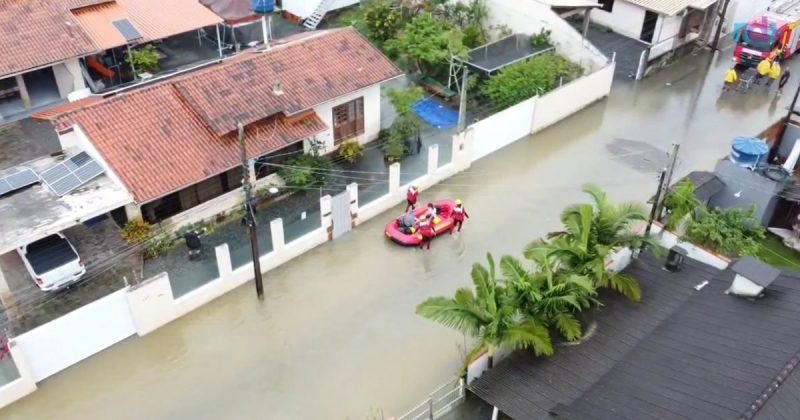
xmin=470 ymin=254 xmax=800 ymax=420
xmin=732 ymin=257 xmax=781 ymax=287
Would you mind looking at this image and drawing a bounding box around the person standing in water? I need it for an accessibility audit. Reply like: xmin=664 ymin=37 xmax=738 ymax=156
xmin=406 ymin=185 xmax=419 ymax=212
xmin=451 ymin=199 xmax=470 ymax=234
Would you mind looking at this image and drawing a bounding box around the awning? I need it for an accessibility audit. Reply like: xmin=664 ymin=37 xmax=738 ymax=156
xmin=537 ymin=0 xmax=601 ymax=7
xmin=199 ymin=0 xmax=255 ymax=22
xmin=690 ymin=0 xmax=718 ymax=10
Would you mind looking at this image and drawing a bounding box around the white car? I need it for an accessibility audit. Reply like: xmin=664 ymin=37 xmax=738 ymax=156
xmin=17 ymin=233 xmax=86 ymax=291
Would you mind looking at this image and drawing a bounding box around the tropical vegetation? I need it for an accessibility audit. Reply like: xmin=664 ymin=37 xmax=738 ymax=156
xmin=383 ymin=87 xmax=424 ymax=162
xmin=482 ymin=54 xmax=584 ymax=110
xmin=663 ymin=180 xmax=766 ymax=258
xmin=279 ymin=150 xmax=332 ymax=188
xmin=338 ymin=141 xmax=365 ymax=163
xmin=417 ymin=184 xmax=646 ymax=373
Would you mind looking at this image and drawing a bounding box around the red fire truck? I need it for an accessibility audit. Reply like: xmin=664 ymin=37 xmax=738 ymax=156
xmin=733 ymin=1 xmax=800 ymax=68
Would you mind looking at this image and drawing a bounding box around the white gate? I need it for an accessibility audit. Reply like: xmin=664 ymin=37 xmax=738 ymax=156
xmin=331 ymin=191 xmax=352 ymax=239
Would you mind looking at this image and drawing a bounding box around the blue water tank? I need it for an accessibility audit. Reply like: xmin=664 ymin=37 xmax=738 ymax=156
xmin=730 ymin=136 xmax=769 ymax=168
xmin=252 ymin=0 xmax=274 ymax=14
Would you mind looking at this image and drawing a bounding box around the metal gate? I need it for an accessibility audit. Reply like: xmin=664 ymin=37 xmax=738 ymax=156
xmin=331 ymin=191 xmax=352 ymax=239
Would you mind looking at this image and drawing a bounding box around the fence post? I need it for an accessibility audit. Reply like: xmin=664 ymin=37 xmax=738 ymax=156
xmin=347 ymin=183 xmax=358 ymax=216
xmin=459 ymin=378 xmax=465 ymax=398
xmin=319 ymin=195 xmax=332 ymax=234
xmin=270 ymin=218 xmax=285 ymax=252
xmin=427 ymin=144 xmax=439 ymax=175
xmin=428 ymin=397 xmax=434 ymax=420
xmin=389 ymin=162 xmax=401 ymax=195
xmin=636 ymin=49 xmax=650 ymax=81
xmin=214 ymin=243 xmax=232 ymax=281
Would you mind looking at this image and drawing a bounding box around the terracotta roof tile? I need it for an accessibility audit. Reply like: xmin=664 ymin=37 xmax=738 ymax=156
xmin=31 ymin=97 xmax=102 ymax=121
xmin=56 ymin=28 xmax=400 ymax=203
xmin=0 ymin=0 xmax=97 ymax=77
xmin=175 ymin=28 xmax=402 ymax=136
xmin=59 ymin=84 xmax=326 ymax=203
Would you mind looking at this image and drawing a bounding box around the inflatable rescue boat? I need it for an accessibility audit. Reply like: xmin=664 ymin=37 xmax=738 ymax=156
xmin=385 ymin=200 xmax=456 ymax=246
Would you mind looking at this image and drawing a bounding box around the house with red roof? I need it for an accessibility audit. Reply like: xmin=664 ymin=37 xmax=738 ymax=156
xmin=48 ymin=28 xmax=401 ymax=226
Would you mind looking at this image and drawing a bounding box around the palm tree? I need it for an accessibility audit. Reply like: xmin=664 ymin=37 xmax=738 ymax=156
xmin=664 ymin=179 xmax=704 ymax=233
xmin=416 ymin=254 xmax=554 ymax=370
xmin=529 ymin=199 xmax=644 ymax=302
xmin=500 ymin=254 xmax=598 ymax=342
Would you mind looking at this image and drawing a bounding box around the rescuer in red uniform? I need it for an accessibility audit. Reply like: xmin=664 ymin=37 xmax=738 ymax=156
xmin=406 ymin=185 xmax=419 ymax=212
xmin=451 ymin=199 xmax=469 ymax=233
xmin=418 ymin=214 xmax=435 ymax=250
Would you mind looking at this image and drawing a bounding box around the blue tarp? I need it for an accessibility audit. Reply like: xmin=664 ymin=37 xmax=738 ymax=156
xmin=412 ymin=99 xmax=458 ymax=130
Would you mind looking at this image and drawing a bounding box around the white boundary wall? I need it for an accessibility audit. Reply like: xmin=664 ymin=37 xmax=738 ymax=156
xmin=13 ymin=290 xmax=135 ymax=382
xmin=648 ymin=223 xmax=731 ymax=269
xmin=0 ymin=62 xmax=614 ymax=409
xmin=470 ymin=63 xmax=615 ymax=162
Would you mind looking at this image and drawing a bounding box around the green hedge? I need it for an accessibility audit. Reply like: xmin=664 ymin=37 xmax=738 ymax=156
xmin=482 ymin=54 xmax=583 ymax=110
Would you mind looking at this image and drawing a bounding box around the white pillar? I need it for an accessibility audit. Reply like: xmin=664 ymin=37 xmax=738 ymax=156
xmin=347 ymin=183 xmax=358 ymax=215
xmin=389 ymin=162 xmax=401 ymax=195
xmin=491 ymin=406 xmax=499 ymax=420
xmin=215 ymin=24 xmax=223 ymax=58
xmin=270 ymin=218 xmax=285 ymax=252
xmin=14 ymin=74 xmax=31 ymax=109
xmin=124 ymin=203 xmax=142 ymax=222
xmin=0 ymin=263 xmax=16 ymax=319
xmin=214 ymin=243 xmax=232 ymax=281
xmin=427 ymin=144 xmax=439 ymax=175
xmin=261 ymin=15 xmax=269 ymax=45
xmin=319 ymin=195 xmax=332 ymax=231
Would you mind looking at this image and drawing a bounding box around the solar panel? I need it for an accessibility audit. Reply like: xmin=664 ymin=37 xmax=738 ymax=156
xmin=39 ymin=152 xmax=105 ymax=197
xmin=112 ymin=19 xmax=143 ymax=43
xmin=0 ymin=167 xmax=39 ymax=197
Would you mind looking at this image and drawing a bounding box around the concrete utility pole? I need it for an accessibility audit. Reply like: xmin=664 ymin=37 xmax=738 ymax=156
xmin=642 ymin=168 xmax=667 ymax=251
xmin=711 ymin=0 xmax=732 ymax=51
xmin=655 ymin=143 xmax=681 ymax=220
xmin=457 ymin=66 xmax=469 ymax=132
xmin=239 ymin=122 xmax=264 ymax=300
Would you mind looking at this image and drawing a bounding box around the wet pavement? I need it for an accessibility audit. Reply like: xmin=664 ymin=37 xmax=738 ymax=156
xmin=4 ymin=47 xmax=798 ymax=419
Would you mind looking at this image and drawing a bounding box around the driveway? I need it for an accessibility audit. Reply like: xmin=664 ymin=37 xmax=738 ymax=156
xmin=569 ymin=19 xmax=649 ymax=79
xmin=0 ymin=217 xmax=140 ymax=334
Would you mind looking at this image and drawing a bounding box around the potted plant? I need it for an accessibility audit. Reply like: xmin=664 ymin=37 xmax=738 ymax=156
xmin=126 ymin=44 xmax=160 ymax=76
xmin=338 ymin=140 xmax=365 ymax=163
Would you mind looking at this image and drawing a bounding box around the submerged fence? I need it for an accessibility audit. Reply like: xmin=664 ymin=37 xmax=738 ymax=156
xmin=397 ymin=379 xmax=466 ymax=420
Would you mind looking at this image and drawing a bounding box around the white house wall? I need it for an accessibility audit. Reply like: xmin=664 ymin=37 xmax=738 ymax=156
xmin=51 ymin=59 xmax=86 ymax=99
xmin=656 ymin=14 xmax=683 ymax=43
xmin=282 ymin=0 xmax=359 ymax=19
xmin=312 ymin=83 xmax=381 ymax=154
xmin=590 ymin=1 xmax=646 ymax=40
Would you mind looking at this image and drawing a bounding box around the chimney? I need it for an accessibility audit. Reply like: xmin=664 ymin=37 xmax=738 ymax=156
xmin=726 ymin=257 xmax=780 ymax=298
xmin=272 ymin=83 xmax=283 ymax=96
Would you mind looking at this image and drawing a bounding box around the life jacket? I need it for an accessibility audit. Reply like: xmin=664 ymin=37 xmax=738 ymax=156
xmin=769 ymin=62 xmax=782 ymax=80
xmin=724 ymin=69 xmax=738 ymax=84
xmin=757 ymin=59 xmax=772 ymax=76
xmin=454 ymin=206 xmax=466 ymax=221
xmin=407 ymin=188 xmax=418 ymax=203
xmin=419 ymin=220 xmax=434 ymax=237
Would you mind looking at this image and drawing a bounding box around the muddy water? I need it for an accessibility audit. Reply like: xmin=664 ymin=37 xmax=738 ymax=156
xmin=4 ymin=51 xmax=796 ymax=420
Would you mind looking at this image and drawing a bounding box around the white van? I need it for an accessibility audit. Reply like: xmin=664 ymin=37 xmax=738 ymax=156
xmin=18 ymin=233 xmax=86 ymax=291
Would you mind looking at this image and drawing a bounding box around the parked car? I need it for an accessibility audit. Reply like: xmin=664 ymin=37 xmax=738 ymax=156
xmin=17 ymin=233 xmax=85 ymax=291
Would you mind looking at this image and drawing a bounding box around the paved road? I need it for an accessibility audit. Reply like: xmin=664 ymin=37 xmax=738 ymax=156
xmin=4 ymin=48 xmax=796 ymax=419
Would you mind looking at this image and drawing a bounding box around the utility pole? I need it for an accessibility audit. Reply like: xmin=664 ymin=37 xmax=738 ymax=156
xmin=239 ymin=122 xmax=264 ymax=300
xmin=642 ymin=169 xmax=667 ymax=251
xmin=655 ymin=143 xmax=681 ymax=221
xmin=711 ymin=0 xmax=732 ymax=51
xmin=786 ymin=80 xmax=800 ymax=121
xmin=457 ymin=66 xmax=469 ymax=133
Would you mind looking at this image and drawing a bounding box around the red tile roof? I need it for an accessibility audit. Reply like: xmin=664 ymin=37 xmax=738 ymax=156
xmin=72 ymin=0 xmax=223 ymax=50
xmin=55 ymin=28 xmax=400 ymax=204
xmin=0 ymin=0 xmax=97 ymax=78
xmin=31 ymin=97 xmax=102 ymax=121
xmin=59 ymin=84 xmax=326 ymax=203
xmin=174 ymin=28 xmax=402 ymax=136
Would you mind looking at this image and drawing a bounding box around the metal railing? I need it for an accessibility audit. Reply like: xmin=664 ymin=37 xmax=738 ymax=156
xmin=396 ymin=378 xmax=465 ymax=420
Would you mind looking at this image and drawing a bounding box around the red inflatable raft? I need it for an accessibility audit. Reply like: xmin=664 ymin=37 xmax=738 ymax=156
xmin=385 ymin=200 xmax=456 ymax=246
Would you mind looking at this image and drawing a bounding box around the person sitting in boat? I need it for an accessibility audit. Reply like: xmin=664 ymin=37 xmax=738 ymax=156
xmin=396 ymin=211 xmax=418 ymax=234
xmin=424 ymin=202 xmax=441 ymax=223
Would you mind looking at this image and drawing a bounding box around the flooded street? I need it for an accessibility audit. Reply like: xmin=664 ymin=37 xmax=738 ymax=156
xmin=5 ymin=50 xmax=798 ymax=419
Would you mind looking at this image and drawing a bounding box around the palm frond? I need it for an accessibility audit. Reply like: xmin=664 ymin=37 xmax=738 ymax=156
xmin=506 ymin=322 xmax=554 ymax=356
xmin=553 ymin=312 xmax=582 ymax=341
xmin=470 ymin=262 xmax=496 ymax=313
xmin=500 ymin=255 xmax=530 ymax=284
xmin=416 ymin=297 xmax=484 ymax=336
xmin=607 ymin=273 xmax=642 ymax=302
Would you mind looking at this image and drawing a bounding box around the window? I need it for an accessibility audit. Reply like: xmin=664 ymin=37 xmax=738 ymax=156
xmin=599 ymin=0 xmax=614 ymax=12
xmin=332 ymin=97 xmax=364 ymax=143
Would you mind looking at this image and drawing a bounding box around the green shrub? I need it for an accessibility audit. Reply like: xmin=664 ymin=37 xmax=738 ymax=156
xmin=463 ymin=25 xmax=486 ymax=48
xmin=278 ymin=153 xmax=332 ymax=188
xmin=685 ymin=206 xmax=766 ymax=257
xmin=482 ymin=53 xmax=583 ymax=110
xmin=530 ymin=29 xmax=552 ymax=47
xmin=338 ymin=141 xmax=365 ymax=163
xmin=126 ymin=44 xmax=160 ymax=74
xmin=363 ymin=0 xmax=404 ymax=42
xmin=145 ymin=232 xmax=173 ymax=259
xmin=383 ymin=117 xmax=415 ymax=162
xmin=121 ymin=219 xmax=153 ymax=244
